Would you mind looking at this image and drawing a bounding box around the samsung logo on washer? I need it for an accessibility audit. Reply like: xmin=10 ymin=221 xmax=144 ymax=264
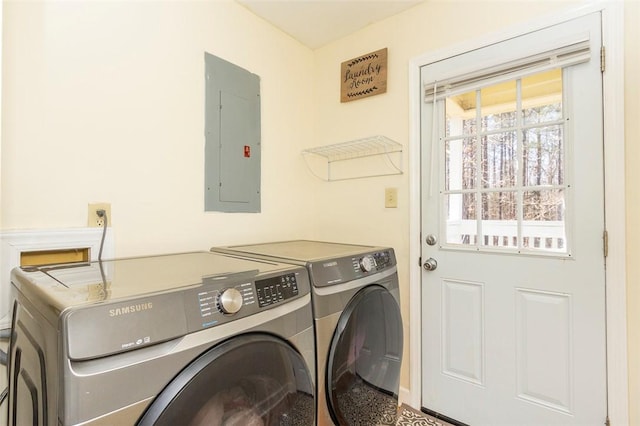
xmin=109 ymin=302 xmax=153 ymax=317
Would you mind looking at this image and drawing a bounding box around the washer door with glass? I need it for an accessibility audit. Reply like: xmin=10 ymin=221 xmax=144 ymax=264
xmin=326 ymin=284 xmax=403 ymax=425
xmin=137 ymin=333 xmax=314 ymax=426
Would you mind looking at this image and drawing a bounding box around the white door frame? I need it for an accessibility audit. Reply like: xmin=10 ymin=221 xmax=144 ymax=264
xmin=408 ymin=2 xmax=627 ymax=424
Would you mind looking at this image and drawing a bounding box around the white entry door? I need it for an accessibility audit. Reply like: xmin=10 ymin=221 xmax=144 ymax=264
xmin=420 ymin=13 xmax=606 ymax=426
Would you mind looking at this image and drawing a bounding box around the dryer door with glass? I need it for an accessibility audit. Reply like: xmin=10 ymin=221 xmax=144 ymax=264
xmin=326 ymin=285 xmax=403 ymax=425
xmin=137 ymin=333 xmax=314 ymax=426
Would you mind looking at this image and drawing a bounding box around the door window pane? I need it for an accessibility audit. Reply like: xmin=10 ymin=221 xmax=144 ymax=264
xmin=523 ymin=126 xmax=564 ymax=186
xmin=481 ymin=191 xmax=518 ymax=248
xmin=481 ymin=132 xmax=518 ymax=189
xmin=523 ymin=189 xmax=566 ymax=251
xmin=446 ymin=137 xmax=477 ymax=191
xmin=441 ymin=68 xmax=568 ymax=255
xmin=445 ymin=193 xmax=477 ymax=246
xmin=481 ymin=80 xmax=517 ymax=132
xmin=522 ymin=69 xmax=563 ymax=125
xmin=446 ymin=91 xmax=476 ymax=137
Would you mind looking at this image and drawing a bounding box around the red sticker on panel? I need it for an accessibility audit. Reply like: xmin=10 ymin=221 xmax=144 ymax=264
xmin=244 ymin=145 xmax=251 ymax=158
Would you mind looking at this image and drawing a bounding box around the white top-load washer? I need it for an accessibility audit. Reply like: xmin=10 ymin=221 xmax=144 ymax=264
xmin=8 ymin=251 xmax=315 ymax=426
xmin=211 ymin=240 xmax=403 ymax=426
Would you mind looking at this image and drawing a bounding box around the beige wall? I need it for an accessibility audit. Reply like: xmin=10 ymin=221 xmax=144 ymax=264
xmin=2 ymin=0 xmax=639 ymax=422
xmin=1 ymin=0 xmax=317 ymax=256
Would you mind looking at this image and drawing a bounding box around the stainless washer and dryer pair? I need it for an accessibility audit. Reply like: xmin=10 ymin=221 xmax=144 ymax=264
xmin=8 ymin=252 xmax=315 ymax=425
xmin=212 ymin=240 xmax=403 ymax=426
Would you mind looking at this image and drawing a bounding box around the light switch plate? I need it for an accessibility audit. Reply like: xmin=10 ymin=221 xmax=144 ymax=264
xmin=385 ymin=187 xmax=398 ymax=208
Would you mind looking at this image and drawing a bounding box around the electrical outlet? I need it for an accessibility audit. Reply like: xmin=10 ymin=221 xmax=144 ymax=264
xmin=385 ymin=188 xmax=398 ymax=208
xmin=88 ymin=203 xmax=111 ymax=227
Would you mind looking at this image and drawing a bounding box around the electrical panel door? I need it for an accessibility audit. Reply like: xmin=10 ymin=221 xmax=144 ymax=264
xmin=205 ymin=53 xmax=261 ymax=213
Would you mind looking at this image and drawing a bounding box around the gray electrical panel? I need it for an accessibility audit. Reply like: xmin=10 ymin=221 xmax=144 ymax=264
xmin=205 ymin=53 xmax=261 ymax=213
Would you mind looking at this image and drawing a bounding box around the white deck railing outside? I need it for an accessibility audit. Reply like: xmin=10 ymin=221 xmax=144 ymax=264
xmin=447 ymin=219 xmax=566 ymax=250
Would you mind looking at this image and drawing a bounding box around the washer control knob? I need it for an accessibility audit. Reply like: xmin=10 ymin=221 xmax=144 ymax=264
xmin=218 ymin=288 xmax=243 ymax=314
xmin=359 ymin=255 xmax=375 ymax=273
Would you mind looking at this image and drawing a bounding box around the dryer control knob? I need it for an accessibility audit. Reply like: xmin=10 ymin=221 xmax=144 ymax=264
xmin=359 ymin=255 xmax=375 ymax=273
xmin=218 ymin=288 xmax=243 ymax=314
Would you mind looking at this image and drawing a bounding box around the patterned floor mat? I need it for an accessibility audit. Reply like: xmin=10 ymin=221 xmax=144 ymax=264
xmin=334 ymin=376 xmax=398 ymax=425
xmin=395 ymin=404 xmax=455 ymax=426
xmin=331 ymin=373 xmax=455 ymax=426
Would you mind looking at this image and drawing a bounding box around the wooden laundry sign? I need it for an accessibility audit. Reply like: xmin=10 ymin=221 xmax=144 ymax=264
xmin=340 ymin=48 xmax=387 ymax=102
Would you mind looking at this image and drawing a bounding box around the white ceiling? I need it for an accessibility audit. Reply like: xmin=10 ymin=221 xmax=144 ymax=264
xmin=236 ymin=0 xmax=424 ymax=49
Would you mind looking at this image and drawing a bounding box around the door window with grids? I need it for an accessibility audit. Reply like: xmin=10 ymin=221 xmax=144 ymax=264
xmin=442 ymin=68 xmax=569 ymax=255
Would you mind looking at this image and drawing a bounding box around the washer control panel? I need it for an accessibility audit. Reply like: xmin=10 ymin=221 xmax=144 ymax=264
xmin=197 ymin=281 xmax=255 ymax=323
xmin=189 ymin=269 xmax=308 ymax=331
xmin=255 ymin=273 xmax=299 ymax=308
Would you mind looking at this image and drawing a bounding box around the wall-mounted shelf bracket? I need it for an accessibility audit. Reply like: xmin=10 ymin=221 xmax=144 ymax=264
xmin=302 ymin=135 xmax=403 ymax=181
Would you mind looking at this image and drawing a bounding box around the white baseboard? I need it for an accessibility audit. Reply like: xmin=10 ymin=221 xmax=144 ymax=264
xmin=398 ymin=386 xmax=413 ymax=407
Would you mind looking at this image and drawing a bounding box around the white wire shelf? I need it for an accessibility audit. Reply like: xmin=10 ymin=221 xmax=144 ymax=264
xmin=301 ymin=135 xmax=403 ymax=181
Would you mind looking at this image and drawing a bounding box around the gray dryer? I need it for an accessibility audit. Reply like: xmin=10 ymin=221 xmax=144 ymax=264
xmin=212 ymin=240 xmax=403 ymax=426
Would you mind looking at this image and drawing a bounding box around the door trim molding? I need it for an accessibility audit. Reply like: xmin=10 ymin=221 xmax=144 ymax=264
xmin=408 ymin=2 xmax=627 ymax=423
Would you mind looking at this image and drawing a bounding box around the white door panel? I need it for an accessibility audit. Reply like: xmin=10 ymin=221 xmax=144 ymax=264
xmin=441 ymin=279 xmax=484 ymax=385
xmin=420 ymin=12 xmax=606 ymax=426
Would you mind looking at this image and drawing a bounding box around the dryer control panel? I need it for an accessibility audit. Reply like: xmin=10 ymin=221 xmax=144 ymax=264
xmin=309 ymin=248 xmax=396 ymax=287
